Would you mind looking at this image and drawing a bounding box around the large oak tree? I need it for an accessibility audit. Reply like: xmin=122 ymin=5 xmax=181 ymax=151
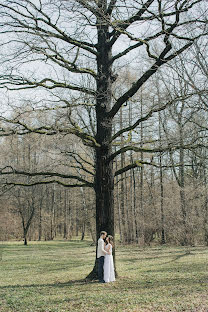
xmin=0 ymin=0 xmax=207 ymax=277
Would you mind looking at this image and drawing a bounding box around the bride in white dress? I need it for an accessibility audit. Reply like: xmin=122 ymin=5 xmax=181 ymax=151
xmin=104 ymin=235 xmax=115 ymax=283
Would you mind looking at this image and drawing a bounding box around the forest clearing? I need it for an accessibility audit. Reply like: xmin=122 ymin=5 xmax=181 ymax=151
xmin=0 ymin=240 xmax=207 ymax=312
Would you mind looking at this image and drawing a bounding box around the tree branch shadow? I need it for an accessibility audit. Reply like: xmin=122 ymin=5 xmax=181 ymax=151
xmin=163 ymin=251 xmax=193 ymax=264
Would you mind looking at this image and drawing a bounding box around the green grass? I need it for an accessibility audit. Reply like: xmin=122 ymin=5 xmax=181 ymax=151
xmin=0 ymin=240 xmax=208 ymax=312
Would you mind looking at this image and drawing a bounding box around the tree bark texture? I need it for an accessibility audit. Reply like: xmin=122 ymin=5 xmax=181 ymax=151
xmin=87 ymin=2 xmax=115 ymax=278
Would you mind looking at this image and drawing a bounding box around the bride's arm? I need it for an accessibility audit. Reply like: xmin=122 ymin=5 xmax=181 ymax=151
xmin=106 ymin=244 xmax=112 ymax=254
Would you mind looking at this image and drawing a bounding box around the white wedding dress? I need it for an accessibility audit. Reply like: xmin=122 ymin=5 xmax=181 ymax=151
xmin=104 ymin=244 xmax=115 ymax=283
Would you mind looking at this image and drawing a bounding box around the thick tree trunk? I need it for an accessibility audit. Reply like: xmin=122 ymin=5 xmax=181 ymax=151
xmin=86 ymin=1 xmax=115 ymax=279
xmin=87 ymin=134 xmax=114 ymax=279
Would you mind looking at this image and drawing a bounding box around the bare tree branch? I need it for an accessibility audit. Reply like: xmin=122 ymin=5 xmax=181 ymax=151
xmin=0 ymin=166 xmax=94 ymax=187
xmin=0 ymin=116 xmax=99 ymax=147
xmin=0 ymin=1 xmax=98 ymax=55
xmin=3 ymin=180 xmax=92 ymax=188
xmin=111 ymin=92 xmax=200 ymax=142
xmin=109 ymin=142 xmax=208 ymax=162
xmin=109 ymin=41 xmax=194 ymax=118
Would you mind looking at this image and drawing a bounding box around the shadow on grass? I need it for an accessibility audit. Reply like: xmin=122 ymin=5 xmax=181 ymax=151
xmin=166 ymin=252 xmax=193 ymax=263
xmin=0 ymin=278 xmax=99 ymax=291
xmin=119 ymin=247 xmax=203 ymax=265
xmin=153 ymin=251 xmax=194 ymax=265
xmin=1 ymin=240 xmax=93 ymax=251
xmin=0 ymin=270 xmax=207 ymax=292
xmin=118 ymin=246 xmax=207 ymax=257
xmin=120 ymin=252 xmax=192 ymax=263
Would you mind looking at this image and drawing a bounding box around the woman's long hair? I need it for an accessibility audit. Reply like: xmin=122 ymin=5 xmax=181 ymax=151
xmin=107 ymin=235 xmax=114 ymax=248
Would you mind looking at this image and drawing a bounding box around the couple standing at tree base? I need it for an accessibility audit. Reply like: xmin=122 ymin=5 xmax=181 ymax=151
xmin=97 ymin=231 xmax=115 ymax=283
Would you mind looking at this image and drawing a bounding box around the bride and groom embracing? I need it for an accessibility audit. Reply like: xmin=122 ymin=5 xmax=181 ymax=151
xmin=97 ymin=231 xmax=115 ymax=283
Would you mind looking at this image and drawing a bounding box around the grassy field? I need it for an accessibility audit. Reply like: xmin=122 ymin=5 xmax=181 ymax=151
xmin=0 ymin=240 xmax=207 ymax=312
